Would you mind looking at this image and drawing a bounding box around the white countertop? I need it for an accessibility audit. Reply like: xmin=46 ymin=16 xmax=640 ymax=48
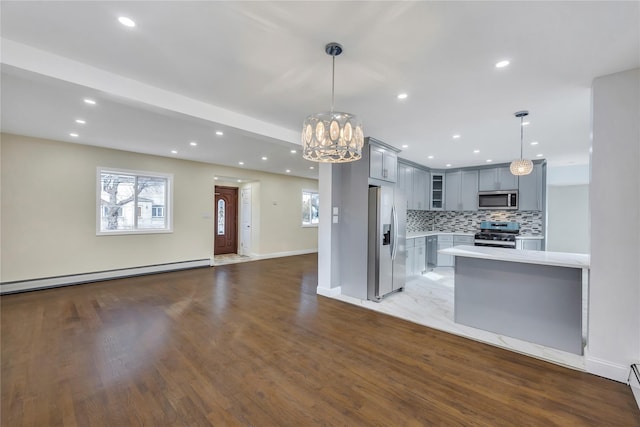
xmin=407 ymin=231 xmax=543 ymax=239
xmin=439 ymin=245 xmax=590 ymax=269
xmin=407 ymin=231 xmax=474 ymax=238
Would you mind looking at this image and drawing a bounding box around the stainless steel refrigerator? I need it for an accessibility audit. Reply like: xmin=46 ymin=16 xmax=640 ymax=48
xmin=367 ymin=185 xmax=406 ymax=301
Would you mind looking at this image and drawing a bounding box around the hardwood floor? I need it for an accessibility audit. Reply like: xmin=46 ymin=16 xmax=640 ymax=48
xmin=2 ymin=254 xmax=638 ymax=426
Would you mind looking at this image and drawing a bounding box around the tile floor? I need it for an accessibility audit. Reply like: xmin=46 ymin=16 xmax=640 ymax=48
xmin=213 ymin=253 xmax=253 ymax=266
xmin=331 ymin=267 xmax=586 ymax=371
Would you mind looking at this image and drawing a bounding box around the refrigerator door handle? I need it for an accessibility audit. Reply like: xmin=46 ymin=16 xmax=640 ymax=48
xmin=391 ymin=204 xmax=398 ymax=260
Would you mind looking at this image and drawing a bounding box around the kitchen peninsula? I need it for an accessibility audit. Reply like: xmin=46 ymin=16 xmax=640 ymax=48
xmin=440 ymin=245 xmax=590 ymax=355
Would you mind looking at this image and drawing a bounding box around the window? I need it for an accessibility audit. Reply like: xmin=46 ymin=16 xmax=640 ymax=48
xmin=97 ymin=168 xmax=172 ymax=235
xmin=302 ymin=190 xmax=319 ymax=226
xmin=217 ymin=199 xmax=225 ymax=235
xmin=151 ymin=205 xmax=165 ymax=218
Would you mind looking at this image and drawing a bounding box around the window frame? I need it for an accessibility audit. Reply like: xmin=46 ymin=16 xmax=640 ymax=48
xmin=301 ymin=189 xmax=319 ymax=228
xmin=96 ymin=167 xmax=173 ymax=236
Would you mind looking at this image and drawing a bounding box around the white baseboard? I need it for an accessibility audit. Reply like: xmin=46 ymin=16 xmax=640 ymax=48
xmin=629 ymin=365 xmax=640 ymax=411
xmin=250 ymin=248 xmax=318 ymax=260
xmin=316 ymin=286 xmax=342 ymax=297
xmin=584 ymin=351 xmax=630 ymax=383
xmin=0 ymin=259 xmax=211 ymax=294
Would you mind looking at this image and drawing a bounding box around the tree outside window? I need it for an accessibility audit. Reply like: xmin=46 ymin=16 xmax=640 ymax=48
xmin=302 ymin=190 xmax=319 ymax=226
xmin=98 ymin=168 xmax=172 ymax=234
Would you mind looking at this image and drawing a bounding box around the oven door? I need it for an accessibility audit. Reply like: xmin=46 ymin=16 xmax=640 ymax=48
xmin=474 ymin=239 xmax=516 ymax=248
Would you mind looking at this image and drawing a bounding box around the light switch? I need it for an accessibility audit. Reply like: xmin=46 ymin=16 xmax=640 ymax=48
xmin=332 ymin=215 xmax=339 ymax=224
xmin=333 ymin=207 xmax=339 ymax=215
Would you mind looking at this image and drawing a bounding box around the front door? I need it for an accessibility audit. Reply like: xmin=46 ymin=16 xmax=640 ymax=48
xmin=214 ymin=186 xmax=238 ymax=255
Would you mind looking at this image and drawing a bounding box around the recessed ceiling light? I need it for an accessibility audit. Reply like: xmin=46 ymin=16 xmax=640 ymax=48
xmin=536 ymin=153 xmax=544 ymax=157
xmin=402 ymin=144 xmax=409 ymax=148
xmin=530 ymin=141 xmax=539 ymax=146
xmin=452 ymin=134 xmax=461 ymax=139
xmin=75 ymin=119 xmax=86 ymax=124
xmin=290 ymin=150 xmax=297 ymax=154
xmin=69 ymin=133 xmax=79 ymax=137
xmin=238 ymin=161 xmax=244 ymax=165
xmin=397 ymin=93 xmax=408 ymax=100
xmin=309 ymin=166 xmax=315 ymax=170
xmin=261 ymin=156 xmax=268 ymax=160
xmin=495 ymin=60 xmax=510 ymax=68
xmin=237 ymin=179 xmax=242 ymax=183
xmin=473 ymin=149 xmax=480 ymax=154
xmin=118 ymin=17 xmax=136 ymax=27
xmin=446 ymin=163 xmax=452 ymax=167
xmin=189 ymin=141 xmax=197 ymax=146
xmin=215 ymin=131 xmax=224 ymax=136
xmin=286 ymin=169 xmax=291 ymax=173
xmin=522 ymin=121 xmax=530 ymax=126
xmin=214 ymin=177 xmax=219 ymax=180
xmin=486 ymin=159 xmax=493 ymax=163
xmin=427 ymin=155 xmax=434 ymax=159
xmin=171 ymin=150 xmax=177 ymax=154
xmin=83 ymin=98 xmax=96 ymax=105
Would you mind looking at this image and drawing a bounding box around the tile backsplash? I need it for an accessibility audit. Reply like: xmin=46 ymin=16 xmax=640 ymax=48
xmin=407 ymin=210 xmax=543 ymax=235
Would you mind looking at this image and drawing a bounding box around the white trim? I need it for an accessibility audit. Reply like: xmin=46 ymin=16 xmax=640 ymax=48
xmin=0 ymin=259 xmax=210 ymax=294
xmin=316 ymin=286 xmax=342 ymax=298
xmin=250 ymin=248 xmax=317 ymax=260
xmin=96 ymin=166 xmax=174 ymax=235
xmin=584 ymin=350 xmax=630 ymax=383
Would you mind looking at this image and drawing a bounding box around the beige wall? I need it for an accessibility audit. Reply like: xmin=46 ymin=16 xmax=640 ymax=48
xmin=1 ymin=133 xmax=318 ymax=282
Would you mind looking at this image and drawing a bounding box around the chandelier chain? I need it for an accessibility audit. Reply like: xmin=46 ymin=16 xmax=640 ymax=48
xmin=331 ymin=54 xmax=335 ymax=112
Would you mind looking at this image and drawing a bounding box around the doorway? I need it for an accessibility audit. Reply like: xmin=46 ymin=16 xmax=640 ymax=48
xmin=214 ymin=186 xmax=238 ymax=255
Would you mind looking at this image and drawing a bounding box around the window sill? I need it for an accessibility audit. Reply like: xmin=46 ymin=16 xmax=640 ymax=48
xmin=96 ymin=229 xmax=173 ymax=236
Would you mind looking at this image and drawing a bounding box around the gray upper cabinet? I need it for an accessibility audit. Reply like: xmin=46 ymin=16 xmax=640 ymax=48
xmin=445 ymin=170 xmax=478 ymax=211
xmin=479 ymin=166 xmax=518 ymax=191
xmin=431 ymin=173 xmax=445 ymax=210
xmin=369 ymin=144 xmax=397 ymax=182
xmin=445 ymin=171 xmax=461 ymax=211
xmin=398 ymin=161 xmax=429 ymax=210
xmin=518 ymin=163 xmax=543 ymax=211
xmin=397 ymin=162 xmax=412 ymax=209
xmin=413 ymin=168 xmax=429 ymax=210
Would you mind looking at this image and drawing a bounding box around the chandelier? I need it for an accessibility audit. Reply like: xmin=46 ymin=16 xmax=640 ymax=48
xmin=302 ymin=43 xmax=364 ymax=163
xmin=510 ymin=110 xmax=534 ymax=176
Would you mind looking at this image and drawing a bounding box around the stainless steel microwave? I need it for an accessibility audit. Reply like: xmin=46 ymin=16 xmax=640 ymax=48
xmin=478 ymin=190 xmax=518 ymax=210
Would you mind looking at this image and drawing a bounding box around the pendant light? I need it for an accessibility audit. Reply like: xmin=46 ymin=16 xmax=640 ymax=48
xmin=302 ymin=43 xmax=364 ymax=163
xmin=510 ymin=110 xmax=534 ymax=176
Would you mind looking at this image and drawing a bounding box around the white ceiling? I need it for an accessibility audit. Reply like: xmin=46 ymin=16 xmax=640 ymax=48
xmin=1 ymin=1 xmax=638 ymax=179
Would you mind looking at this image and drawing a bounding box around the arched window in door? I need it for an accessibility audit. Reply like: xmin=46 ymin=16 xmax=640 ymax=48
xmin=217 ymin=199 xmax=225 ymax=235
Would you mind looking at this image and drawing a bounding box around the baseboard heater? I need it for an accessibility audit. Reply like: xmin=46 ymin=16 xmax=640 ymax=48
xmin=630 ymin=364 xmax=640 ymax=411
xmin=0 ymin=259 xmax=211 ymax=294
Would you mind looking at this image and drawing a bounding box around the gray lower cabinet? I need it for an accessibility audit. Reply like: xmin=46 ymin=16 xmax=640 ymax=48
xmin=453 ymin=235 xmax=474 ymax=246
xmin=415 ymin=237 xmax=426 ymax=275
xmin=406 ymin=238 xmax=416 ymax=276
xmin=437 ymin=235 xmax=454 ymax=267
xmin=516 ymin=239 xmax=543 ymax=251
xmin=426 ymin=235 xmax=437 ymax=269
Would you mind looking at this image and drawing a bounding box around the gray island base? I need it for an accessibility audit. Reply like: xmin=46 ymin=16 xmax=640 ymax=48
xmin=440 ymin=245 xmax=590 ymax=355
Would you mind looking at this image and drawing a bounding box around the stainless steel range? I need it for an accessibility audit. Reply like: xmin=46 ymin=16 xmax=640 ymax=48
xmin=474 ymin=221 xmax=520 ymax=248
